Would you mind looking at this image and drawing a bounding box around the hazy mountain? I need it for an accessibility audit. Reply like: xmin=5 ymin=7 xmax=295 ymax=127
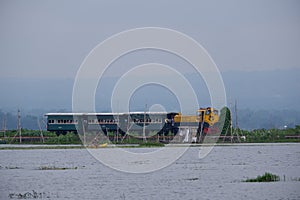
xmin=221 ymin=69 xmax=300 ymax=110
xmin=0 ymin=108 xmax=299 ymax=131
xmin=0 ymin=68 xmax=299 ymax=130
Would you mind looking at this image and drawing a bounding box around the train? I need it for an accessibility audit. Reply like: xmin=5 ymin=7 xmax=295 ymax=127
xmin=45 ymin=107 xmax=219 ymax=142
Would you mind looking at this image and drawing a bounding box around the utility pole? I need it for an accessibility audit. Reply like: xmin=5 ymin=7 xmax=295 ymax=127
xmin=235 ymin=99 xmax=238 ymax=130
xmin=143 ymin=104 xmax=147 ymax=142
xmin=37 ymin=117 xmax=45 ymax=143
xmin=17 ymin=109 xmax=21 ymax=143
xmin=1 ymin=114 xmax=6 ymax=138
xmin=233 ymin=100 xmax=241 ymax=143
xmin=116 ymin=114 xmax=119 ymax=142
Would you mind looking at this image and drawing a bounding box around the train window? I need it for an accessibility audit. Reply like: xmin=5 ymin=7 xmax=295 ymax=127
xmin=198 ymin=111 xmax=202 ymax=116
xmin=213 ymin=110 xmax=219 ymax=115
xmin=206 ymin=110 xmax=211 ymax=115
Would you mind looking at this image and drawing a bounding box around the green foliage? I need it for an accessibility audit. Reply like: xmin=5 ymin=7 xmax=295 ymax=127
xmin=1 ymin=124 xmax=300 ymax=145
xmin=2 ymin=130 xmax=56 ymax=138
xmin=45 ymin=132 xmax=81 ymax=144
xmin=244 ymin=172 xmax=280 ymax=182
xmin=239 ymin=126 xmax=300 ymax=143
xmin=217 ymin=107 xmax=231 ymax=135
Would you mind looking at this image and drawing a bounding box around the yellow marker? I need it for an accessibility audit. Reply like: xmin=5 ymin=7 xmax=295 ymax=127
xmin=99 ymin=143 xmax=108 ymax=148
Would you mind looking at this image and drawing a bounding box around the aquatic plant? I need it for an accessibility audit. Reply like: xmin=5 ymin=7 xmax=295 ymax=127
xmin=291 ymin=177 xmax=300 ymax=181
xmin=38 ymin=166 xmax=78 ymax=170
xmin=8 ymin=190 xmax=46 ymax=199
xmin=185 ymin=177 xmax=199 ymax=181
xmin=0 ymin=165 xmax=21 ymax=170
xmin=244 ymin=172 xmax=280 ymax=182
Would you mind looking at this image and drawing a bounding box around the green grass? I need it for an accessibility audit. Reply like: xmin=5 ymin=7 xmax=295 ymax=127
xmin=138 ymin=142 xmax=165 ymax=147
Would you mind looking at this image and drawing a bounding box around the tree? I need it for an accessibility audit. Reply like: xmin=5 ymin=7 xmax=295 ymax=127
xmin=217 ymin=106 xmax=231 ymax=135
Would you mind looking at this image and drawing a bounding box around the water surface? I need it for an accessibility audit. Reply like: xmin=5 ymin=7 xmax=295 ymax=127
xmin=0 ymin=143 xmax=299 ymax=199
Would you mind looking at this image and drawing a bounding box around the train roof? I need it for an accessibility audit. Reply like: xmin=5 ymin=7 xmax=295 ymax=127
xmin=45 ymin=112 xmax=169 ymax=116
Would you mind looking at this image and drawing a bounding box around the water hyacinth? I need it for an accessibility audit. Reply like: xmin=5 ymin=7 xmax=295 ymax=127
xmin=244 ymin=172 xmax=280 ymax=182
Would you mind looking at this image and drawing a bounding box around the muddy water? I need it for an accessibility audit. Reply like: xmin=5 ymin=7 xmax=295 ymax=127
xmin=0 ymin=144 xmax=299 ymax=199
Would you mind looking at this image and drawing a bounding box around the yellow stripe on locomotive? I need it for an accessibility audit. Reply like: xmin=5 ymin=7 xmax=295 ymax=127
xmin=174 ymin=107 xmax=219 ymax=126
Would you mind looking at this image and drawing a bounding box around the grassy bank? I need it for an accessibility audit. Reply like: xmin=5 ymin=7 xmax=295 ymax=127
xmin=0 ymin=125 xmax=299 ymax=146
xmin=232 ymin=125 xmax=300 ymax=143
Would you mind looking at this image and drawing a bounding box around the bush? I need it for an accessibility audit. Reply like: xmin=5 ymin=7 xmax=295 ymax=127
xmin=244 ymin=172 xmax=280 ymax=182
xmin=45 ymin=132 xmax=81 ymax=144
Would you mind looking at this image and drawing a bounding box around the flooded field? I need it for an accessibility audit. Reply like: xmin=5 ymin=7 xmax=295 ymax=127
xmin=0 ymin=143 xmax=299 ymax=200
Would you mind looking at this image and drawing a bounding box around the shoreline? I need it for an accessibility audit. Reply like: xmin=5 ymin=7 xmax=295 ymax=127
xmin=0 ymin=142 xmax=299 ymax=150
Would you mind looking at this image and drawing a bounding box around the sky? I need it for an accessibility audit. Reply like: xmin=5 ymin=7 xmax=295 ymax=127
xmin=0 ymin=0 xmax=300 ymax=112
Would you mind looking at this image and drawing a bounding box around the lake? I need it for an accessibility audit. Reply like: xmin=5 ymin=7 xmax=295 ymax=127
xmin=0 ymin=143 xmax=299 ymax=199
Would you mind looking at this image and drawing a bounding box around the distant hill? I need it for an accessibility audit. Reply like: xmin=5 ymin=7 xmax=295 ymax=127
xmin=233 ymin=109 xmax=300 ymax=130
xmin=221 ymin=69 xmax=300 ymax=110
xmin=0 ymin=69 xmax=299 ymax=111
xmin=0 ymin=68 xmax=299 ymax=130
xmin=0 ymin=108 xmax=299 ymax=131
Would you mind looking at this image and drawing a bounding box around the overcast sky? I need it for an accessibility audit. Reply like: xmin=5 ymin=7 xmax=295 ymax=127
xmin=0 ymin=0 xmax=299 ymax=79
xmin=0 ymin=0 xmax=300 ymax=112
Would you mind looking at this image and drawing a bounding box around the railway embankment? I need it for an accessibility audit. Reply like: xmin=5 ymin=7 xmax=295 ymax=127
xmin=0 ymin=125 xmax=299 ymax=147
